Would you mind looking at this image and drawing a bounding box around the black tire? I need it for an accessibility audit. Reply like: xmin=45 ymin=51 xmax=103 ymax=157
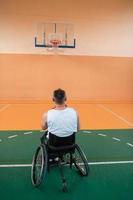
xmin=73 ymin=144 xmax=89 ymax=176
xmin=31 ymin=145 xmax=48 ymax=187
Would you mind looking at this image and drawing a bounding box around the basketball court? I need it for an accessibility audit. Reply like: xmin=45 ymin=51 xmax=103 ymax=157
xmin=0 ymin=0 xmax=133 ymax=199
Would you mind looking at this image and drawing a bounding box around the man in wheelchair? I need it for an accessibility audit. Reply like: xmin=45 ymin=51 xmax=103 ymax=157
xmin=31 ymin=89 xmax=89 ymax=192
xmin=41 ymin=88 xmax=80 ymax=146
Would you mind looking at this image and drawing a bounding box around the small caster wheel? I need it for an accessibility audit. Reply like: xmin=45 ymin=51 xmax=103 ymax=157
xmin=62 ymin=182 xmax=68 ymax=192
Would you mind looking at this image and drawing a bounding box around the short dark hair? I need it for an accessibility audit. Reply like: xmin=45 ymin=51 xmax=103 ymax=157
xmin=53 ymin=88 xmax=66 ymax=104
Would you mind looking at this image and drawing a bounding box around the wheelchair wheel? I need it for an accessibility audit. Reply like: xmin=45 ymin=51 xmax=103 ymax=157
xmin=73 ymin=144 xmax=89 ymax=176
xmin=31 ymin=144 xmax=48 ymax=187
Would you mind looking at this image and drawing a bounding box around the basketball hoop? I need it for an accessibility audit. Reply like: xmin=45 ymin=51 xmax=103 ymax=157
xmin=46 ymin=33 xmax=64 ymax=54
xmin=50 ymin=39 xmax=61 ymax=48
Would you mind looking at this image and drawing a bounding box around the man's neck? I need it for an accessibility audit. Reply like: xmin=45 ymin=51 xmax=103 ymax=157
xmin=55 ymin=104 xmax=67 ymax=110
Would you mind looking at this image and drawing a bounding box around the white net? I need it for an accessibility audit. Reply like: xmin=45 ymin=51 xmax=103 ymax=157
xmin=46 ymin=33 xmax=64 ymax=54
xmin=48 ymin=33 xmax=63 ymax=46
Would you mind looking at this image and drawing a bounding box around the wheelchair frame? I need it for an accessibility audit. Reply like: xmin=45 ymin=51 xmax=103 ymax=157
xmin=31 ymin=133 xmax=89 ymax=192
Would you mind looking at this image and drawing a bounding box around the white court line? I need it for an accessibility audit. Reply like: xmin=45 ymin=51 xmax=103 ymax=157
xmin=8 ymin=135 xmax=18 ymax=139
xmin=83 ymin=131 xmax=92 ymax=133
xmin=98 ymin=104 xmax=133 ymax=127
xmin=126 ymin=143 xmax=133 ymax=148
xmin=0 ymin=104 xmax=11 ymax=112
xmin=0 ymin=164 xmax=32 ymax=168
xmin=112 ymin=137 xmax=121 ymax=141
xmin=98 ymin=133 xmax=106 ymax=137
xmin=0 ymin=161 xmax=133 ymax=168
xmin=24 ymin=131 xmax=32 ymax=135
xmin=89 ymin=161 xmax=133 ymax=165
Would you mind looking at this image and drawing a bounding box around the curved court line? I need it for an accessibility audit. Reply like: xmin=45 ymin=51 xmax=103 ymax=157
xmin=0 ymin=132 xmax=132 ymax=169
xmin=0 ymin=161 xmax=133 ymax=168
xmin=112 ymin=137 xmax=121 ymax=141
xmin=83 ymin=131 xmax=133 ymax=149
xmin=24 ymin=131 xmax=32 ymax=135
xmin=0 ymin=104 xmax=11 ymax=112
xmin=8 ymin=135 xmax=18 ymax=139
xmin=98 ymin=104 xmax=133 ymax=127
xmin=98 ymin=133 xmax=106 ymax=137
xmin=83 ymin=131 xmax=92 ymax=133
xmin=126 ymin=143 xmax=133 ymax=148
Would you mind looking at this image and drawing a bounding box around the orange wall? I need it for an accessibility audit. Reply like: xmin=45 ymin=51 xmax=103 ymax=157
xmin=0 ymin=54 xmax=133 ymax=101
xmin=0 ymin=0 xmax=133 ymax=56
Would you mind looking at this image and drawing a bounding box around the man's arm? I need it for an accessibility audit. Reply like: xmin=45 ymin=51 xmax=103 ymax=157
xmin=41 ymin=112 xmax=48 ymax=130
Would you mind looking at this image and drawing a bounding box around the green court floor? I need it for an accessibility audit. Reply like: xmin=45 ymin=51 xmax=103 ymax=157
xmin=0 ymin=129 xmax=133 ymax=200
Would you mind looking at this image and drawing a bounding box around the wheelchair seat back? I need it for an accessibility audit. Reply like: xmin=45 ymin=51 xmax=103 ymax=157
xmin=47 ymin=132 xmax=75 ymax=155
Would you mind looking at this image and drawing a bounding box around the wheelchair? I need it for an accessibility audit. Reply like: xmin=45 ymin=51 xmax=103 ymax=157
xmin=31 ymin=131 xmax=89 ymax=192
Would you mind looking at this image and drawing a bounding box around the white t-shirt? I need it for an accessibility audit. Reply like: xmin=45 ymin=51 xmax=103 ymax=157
xmin=47 ymin=107 xmax=78 ymax=137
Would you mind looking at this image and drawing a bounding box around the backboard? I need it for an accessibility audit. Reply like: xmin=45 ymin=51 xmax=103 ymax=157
xmin=34 ymin=23 xmax=76 ymax=50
